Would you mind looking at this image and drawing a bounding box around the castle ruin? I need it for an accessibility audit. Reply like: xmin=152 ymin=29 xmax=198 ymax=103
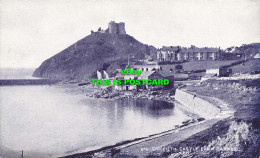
xmin=108 ymin=21 xmax=126 ymax=35
xmin=91 ymin=21 xmax=126 ymax=35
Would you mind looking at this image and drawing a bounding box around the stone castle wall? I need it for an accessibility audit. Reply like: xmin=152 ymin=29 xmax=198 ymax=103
xmin=108 ymin=21 xmax=117 ymax=34
xmin=108 ymin=21 xmax=126 ymax=35
xmin=118 ymin=22 xmax=126 ymax=34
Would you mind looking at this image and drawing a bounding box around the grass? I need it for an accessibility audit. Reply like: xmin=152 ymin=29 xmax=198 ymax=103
xmin=141 ymin=78 xmax=260 ymax=158
xmin=229 ymin=59 xmax=260 ymax=74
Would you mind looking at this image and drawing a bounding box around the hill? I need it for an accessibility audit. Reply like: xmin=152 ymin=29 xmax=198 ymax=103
xmin=248 ymin=43 xmax=260 ymax=50
xmin=228 ymin=59 xmax=260 ymax=74
xmin=225 ymin=43 xmax=260 ymax=59
xmin=33 ymin=32 xmax=157 ymax=80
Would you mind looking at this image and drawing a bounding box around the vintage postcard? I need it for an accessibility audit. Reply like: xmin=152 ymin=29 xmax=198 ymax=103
xmin=0 ymin=0 xmax=260 ymax=158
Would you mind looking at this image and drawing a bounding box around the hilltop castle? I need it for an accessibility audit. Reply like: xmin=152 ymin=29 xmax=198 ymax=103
xmin=91 ymin=21 xmax=126 ymax=35
xmin=108 ymin=21 xmax=126 ymax=34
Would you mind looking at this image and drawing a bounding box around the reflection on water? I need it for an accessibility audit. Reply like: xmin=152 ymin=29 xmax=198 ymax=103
xmin=0 ymin=85 xmax=191 ymax=156
xmin=118 ymin=99 xmax=174 ymax=117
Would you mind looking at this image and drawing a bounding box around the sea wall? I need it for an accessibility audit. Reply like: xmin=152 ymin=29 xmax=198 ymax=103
xmin=0 ymin=79 xmax=59 ymax=86
xmin=175 ymin=89 xmax=220 ymax=119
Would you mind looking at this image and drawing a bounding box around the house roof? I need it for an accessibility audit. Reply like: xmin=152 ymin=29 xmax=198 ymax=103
xmin=158 ymin=46 xmax=220 ymax=53
xmin=115 ymin=72 xmax=124 ymax=78
xmin=254 ymin=53 xmax=260 ymax=59
xmin=139 ymin=71 xmax=157 ymax=78
xmin=173 ymin=73 xmax=189 ymax=78
xmin=158 ymin=69 xmax=173 ymax=77
xmin=159 ymin=46 xmax=180 ymax=52
xmin=181 ymin=47 xmax=220 ymax=53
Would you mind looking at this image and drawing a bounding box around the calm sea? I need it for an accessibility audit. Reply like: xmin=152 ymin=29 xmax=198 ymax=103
xmin=0 ymin=69 xmax=191 ymax=157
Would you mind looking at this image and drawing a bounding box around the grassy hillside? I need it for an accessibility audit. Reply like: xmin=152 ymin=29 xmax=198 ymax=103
xmin=248 ymin=43 xmax=260 ymax=50
xmin=229 ymin=59 xmax=260 ymax=74
xmin=160 ymin=60 xmax=239 ymax=72
xmin=33 ymin=32 xmax=156 ymax=80
xmin=148 ymin=79 xmax=260 ymax=158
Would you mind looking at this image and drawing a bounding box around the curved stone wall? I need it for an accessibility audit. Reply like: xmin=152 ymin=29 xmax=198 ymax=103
xmin=175 ymin=89 xmax=220 ymax=119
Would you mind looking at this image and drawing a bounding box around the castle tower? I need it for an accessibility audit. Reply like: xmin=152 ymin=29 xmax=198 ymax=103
xmin=118 ymin=22 xmax=126 ymax=35
xmin=108 ymin=21 xmax=117 ymax=34
xmin=108 ymin=21 xmax=126 ymax=35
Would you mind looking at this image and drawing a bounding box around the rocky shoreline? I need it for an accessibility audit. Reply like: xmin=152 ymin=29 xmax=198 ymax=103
xmin=85 ymin=87 xmax=205 ymax=125
xmin=86 ymin=87 xmax=176 ymax=103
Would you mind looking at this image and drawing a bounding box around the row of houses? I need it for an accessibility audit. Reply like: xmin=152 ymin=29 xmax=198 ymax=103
xmin=157 ymin=46 xmax=221 ymax=61
xmin=157 ymin=45 xmax=249 ymax=61
xmin=96 ymin=61 xmax=237 ymax=91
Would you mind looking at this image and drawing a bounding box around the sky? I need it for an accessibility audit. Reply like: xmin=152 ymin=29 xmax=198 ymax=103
xmin=0 ymin=0 xmax=260 ymax=68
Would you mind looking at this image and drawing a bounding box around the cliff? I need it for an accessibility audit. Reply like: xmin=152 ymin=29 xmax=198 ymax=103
xmin=33 ymin=32 xmax=157 ymax=80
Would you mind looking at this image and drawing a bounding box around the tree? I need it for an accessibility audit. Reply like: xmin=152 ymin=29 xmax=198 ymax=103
xmin=175 ymin=65 xmax=183 ymax=70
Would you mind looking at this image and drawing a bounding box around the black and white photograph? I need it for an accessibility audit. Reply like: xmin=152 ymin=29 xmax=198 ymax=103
xmin=0 ymin=0 xmax=260 ymax=157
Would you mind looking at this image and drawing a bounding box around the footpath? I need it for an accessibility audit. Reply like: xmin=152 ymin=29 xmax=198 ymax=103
xmin=93 ymin=88 xmax=234 ymax=157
